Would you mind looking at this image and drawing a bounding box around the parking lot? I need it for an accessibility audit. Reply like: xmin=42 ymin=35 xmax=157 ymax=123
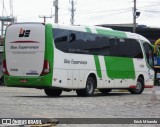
xmin=0 ymin=86 xmax=160 ymax=127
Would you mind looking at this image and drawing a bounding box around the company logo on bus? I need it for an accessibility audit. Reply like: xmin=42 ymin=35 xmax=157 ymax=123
xmin=19 ymin=28 xmax=31 ymax=37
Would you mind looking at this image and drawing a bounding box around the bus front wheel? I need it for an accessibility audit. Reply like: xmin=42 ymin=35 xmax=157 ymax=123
xmin=0 ymin=76 xmax=4 ymax=85
xmin=76 ymin=77 xmax=95 ymax=97
xmin=44 ymin=88 xmax=62 ymax=97
xmin=129 ymin=77 xmax=144 ymax=94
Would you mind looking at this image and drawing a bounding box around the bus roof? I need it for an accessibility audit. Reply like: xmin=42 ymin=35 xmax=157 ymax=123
xmin=11 ymin=23 xmax=150 ymax=44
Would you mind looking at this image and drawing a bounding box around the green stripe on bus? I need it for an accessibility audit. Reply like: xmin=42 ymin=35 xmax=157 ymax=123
xmin=85 ymin=27 xmax=102 ymax=78
xmin=104 ymin=56 xmax=135 ymax=79
xmin=4 ymin=75 xmax=52 ymax=87
xmin=85 ymin=27 xmax=92 ymax=33
xmin=45 ymin=24 xmax=54 ymax=85
xmin=94 ymin=55 xmax=102 ymax=78
xmin=96 ymin=28 xmax=127 ymax=38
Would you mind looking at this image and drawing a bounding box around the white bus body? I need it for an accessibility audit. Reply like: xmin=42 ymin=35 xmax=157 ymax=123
xmin=3 ymin=23 xmax=154 ymax=96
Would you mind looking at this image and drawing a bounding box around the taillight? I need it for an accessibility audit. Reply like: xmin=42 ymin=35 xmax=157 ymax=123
xmin=40 ymin=60 xmax=50 ymax=76
xmin=2 ymin=60 xmax=9 ymax=75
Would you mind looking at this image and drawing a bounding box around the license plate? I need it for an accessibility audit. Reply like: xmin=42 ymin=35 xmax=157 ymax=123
xmin=20 ymin=79 xmax=28 ymax=83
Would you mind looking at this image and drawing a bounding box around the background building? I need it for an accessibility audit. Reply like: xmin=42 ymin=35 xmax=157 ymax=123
xmin=98 ymin=24 xmax=160 ymax=44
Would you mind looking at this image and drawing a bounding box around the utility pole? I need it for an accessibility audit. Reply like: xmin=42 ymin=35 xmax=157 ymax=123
xmin=0 ymin=0 xmax=15 ymax=39
xmin=53 ymin=0 xmax=58 ymax=23
xmin=133 ymin=0 xmax=136 ymax=33
xmin=69 ymin=0 xmax=76 ymax=25
xmin=39 ymin=15 xmax=52 ymax=23
xmin=10 ymin=0 xmax=13 ymax=17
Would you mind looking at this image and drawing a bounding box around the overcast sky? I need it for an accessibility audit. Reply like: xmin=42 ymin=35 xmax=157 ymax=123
xmin=0 ymin=0 xmax=160 ymax=27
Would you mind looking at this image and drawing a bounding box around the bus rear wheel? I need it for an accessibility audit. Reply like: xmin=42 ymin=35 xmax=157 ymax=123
xmin=0 ymin=76 xmax=4 ymax=85
xmin=129 ymin=77 xmax=144 ymax=94
xmin=76 ymin=77 xmax=95 ymax=97
xmin=99 ymin=89 xmax=112 ymax=94
xmin=44 ymin=88 xmax=62 ymax=97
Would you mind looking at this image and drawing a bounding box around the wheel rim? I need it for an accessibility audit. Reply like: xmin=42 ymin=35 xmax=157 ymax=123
xmin=135 ymin=81 xmax=142 ymax=93
xmin=86 ymin=80 xmax=93 ymax=94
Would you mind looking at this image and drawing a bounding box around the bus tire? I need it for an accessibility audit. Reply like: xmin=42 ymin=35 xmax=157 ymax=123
xmin=99 ymin=89 xmax=112 ymax=94
xmin=44 ymin=88 xmax=62 ymax=97
xmin=0 ymin=76 xmax=4 ymax=85
xmin=129 ymin=77 xmax=144 ymax=94
xmin=76 ymin=77 xmax=95 ymax=97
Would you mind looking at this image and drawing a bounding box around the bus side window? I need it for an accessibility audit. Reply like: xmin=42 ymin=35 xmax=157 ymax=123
xmin=84 ymin=33 xmax=100 ymax=55
xmin=149 ymin=50 xmax=154 ymax=68
xmin=109 ymin=38 xmax=117 ymax=56
xmin=53 ymin=28 xmax=70 ymax=53
xmin=143 ymin=42 xmax=154 ymax=68
xmin=98 ymin=35 xmax=110 ymax=56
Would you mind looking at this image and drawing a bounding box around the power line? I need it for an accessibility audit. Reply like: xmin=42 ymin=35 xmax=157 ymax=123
xmin=138 ymin=3 xmax=160 ymax=8
xmin=77 ymin=8 xmax=132 ymax=15
xmin=54 ymin=8 xmax=132 ymax=17
xmin=142 ymin=13 xmax=160 ymax=23
xmin=143 ymin=13 xmax=160 ymax=20
xmin=141 ymin=9 xmax=160 ymax=13
xmin=88 ymin=10 xmax=132 ymax=19
xmin=39 ymin=15 xmax=52 ymax=23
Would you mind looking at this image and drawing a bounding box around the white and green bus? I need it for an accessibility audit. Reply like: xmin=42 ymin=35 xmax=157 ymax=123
xmin=3 ymin=23 xmax=154 ymax=96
